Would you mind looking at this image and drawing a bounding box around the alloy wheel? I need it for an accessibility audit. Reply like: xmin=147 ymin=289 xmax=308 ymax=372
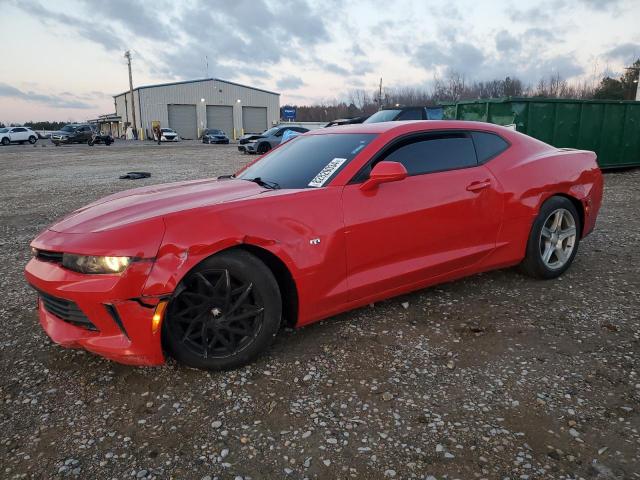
xmin=167 ymin=269 xmax=265 ymax=359
xmin=539 ymin=208 xmax=577 ymax=270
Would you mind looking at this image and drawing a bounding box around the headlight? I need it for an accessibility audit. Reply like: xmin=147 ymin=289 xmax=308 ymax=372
xmin=62 ymin=254 xmax=131 ymax=274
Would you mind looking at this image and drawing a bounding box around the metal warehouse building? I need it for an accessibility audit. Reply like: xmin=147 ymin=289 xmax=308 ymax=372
xmin=114 ymin=78 xmax=280 ymax=141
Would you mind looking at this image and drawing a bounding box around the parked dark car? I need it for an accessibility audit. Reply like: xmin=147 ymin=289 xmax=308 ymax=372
xmin=50 ymin=124 xmax=95 ymax=145
xmin=363 ymin=107 xmax=443 ymax=123
xmin=325 ymin=116 xmax=369 ymax=127
xmin=238 ymin=125 xmax=309 ymax=154
xmin=202 ymin=129 xmax=230 ymax=144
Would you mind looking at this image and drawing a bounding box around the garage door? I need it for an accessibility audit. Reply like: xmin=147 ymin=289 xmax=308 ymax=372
xmin=206 ymin=105 xmax=234 ymax=138
xmin=242 ymin=106 xmax=267 ymax=134
xmin=168 ymin=104 xmax=197 ymax=140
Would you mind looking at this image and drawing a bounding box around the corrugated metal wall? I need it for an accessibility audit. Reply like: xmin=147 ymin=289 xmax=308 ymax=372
xmin=114 ymin=79 xmax=280 ymax=140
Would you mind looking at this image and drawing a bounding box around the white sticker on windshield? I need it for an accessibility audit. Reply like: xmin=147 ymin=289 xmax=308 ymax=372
xmin=308 ymin=157 xmax=347 ymax=188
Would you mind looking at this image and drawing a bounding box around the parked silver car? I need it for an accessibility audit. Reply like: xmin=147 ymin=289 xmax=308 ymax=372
xmin=238 ymin=125 xmax=309 ymax=154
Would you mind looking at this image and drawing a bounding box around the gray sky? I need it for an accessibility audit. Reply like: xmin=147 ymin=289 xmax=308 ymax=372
xmin=0 ymin=0 xmax=638 ymax=123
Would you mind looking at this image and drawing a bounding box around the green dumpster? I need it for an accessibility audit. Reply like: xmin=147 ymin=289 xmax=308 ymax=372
xmin=441 ymin=98 xmax=640 ymax=169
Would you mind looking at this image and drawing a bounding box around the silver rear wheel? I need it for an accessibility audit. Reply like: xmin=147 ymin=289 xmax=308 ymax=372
xmin=539 ymin=208 xmax=577 ymax=270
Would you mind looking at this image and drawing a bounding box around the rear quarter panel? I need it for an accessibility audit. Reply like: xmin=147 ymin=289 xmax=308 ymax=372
xmin=481 ymin=132 xmax=602 ymax=268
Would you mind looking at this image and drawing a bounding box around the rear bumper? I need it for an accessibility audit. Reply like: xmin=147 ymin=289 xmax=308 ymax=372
xmin=581 ymin=168 xmax=604 ymax=238
xmin=25 ymin=257 xmax=166 ymax=366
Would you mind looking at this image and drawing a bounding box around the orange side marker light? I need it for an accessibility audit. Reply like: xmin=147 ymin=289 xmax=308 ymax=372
xmin=152 ymin=300 xmax=169 ymax=334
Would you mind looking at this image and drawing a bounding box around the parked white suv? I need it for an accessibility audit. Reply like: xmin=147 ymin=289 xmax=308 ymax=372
xmin=0 ymin=127 xmax=38 ymax=145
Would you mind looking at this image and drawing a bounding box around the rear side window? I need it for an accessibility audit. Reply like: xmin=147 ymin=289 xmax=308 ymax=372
xmin=383 ymin=133 xmax=477 ymax=175
xmin=471 ymin=131 xmax=509 ymax=163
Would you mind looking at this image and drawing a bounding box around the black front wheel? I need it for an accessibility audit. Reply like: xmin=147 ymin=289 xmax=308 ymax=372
xmin=163 ymin=250 xmax=282 ymax=370
xmin=28 ymin=136 xmax=37 ymax=144
xmin=1 ymin=138 xmax=9 ymax=146
xmin=257 ymin=142 xmax=271 ymax=154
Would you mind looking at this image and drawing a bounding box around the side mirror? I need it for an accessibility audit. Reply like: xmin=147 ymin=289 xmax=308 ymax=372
xmin=360 ymin=161 xmax=408 ymax=191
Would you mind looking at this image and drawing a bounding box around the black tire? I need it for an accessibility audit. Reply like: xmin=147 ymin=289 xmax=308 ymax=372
xmin=28 ymin=136 xmax=37 ymax=144
xmin=519 ymin=196 xmax=581 ymax=279
xmin=105 ymin=139 xmax=112 ymax=146
xmin=257 ymin=142 xmax=271 ymax=154
xmin=88 ymin=139 xmax=94 ymax=146
xmin=1 ymin=137 xmax=9 ymax=146
xmin=163 ymin=250 xmax=282 ymax=370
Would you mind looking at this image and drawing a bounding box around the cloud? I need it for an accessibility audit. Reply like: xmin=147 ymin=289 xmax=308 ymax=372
xmin=412 ymin=29 xmax=585 ymax=85
xmin=578 ymin=0 xmax=623 ymax=10
xmin=323 ymin=62 xmax=351 ymax=75
xmin=83 ymin=0 xmax=176 ymax=41
xmin=495 ymin=30 xmax=521 ymax=53
xmin=605 ymin=43 xmax=640 ymax=62
xmin=415 ymin=41 xmax=486 ymax=73
xmin=507 ymin=4 xmax=554 ymax=24
xmin=276 ymin=76 xmax=305 ymax=90
xmin=14 ymin=0 xmax=123 ymax=51
xmin=350 ymin=60 xmax=375 ymax=76
xmin=0 ymin=83 xmax=95 ymax=109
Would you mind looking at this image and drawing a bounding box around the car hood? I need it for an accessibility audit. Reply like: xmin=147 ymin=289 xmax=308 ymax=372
xmin=162 ymin=132 xmax=177 ymax=136
xmin=52 ymin=130 xmax=77 ymax=136
xmin=49 ymin=178 xmax=265 ymax=234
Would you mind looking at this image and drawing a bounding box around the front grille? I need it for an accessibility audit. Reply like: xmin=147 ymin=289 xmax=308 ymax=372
xmin=39 ymin=291 xmax=98 ymax=331
xmin=36 ymin=250 xmax=63 ymax=264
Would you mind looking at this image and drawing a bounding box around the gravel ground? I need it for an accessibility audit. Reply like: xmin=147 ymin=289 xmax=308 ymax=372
xmin=0 ymin=140 xmax=638 ymax=480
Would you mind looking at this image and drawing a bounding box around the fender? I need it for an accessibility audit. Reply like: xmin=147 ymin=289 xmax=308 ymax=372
xmin=141 ymin=187 xmax=349 ymax=326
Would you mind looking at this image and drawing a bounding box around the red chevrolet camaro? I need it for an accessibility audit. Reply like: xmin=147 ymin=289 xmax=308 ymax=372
xmin=25 ymin=121 xmax=603 ymax=370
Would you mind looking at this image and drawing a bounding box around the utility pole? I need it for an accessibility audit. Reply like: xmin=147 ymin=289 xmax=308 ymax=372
xmin=628 ymin=66 xmax=640 ymax=101
xmin=124 ymin=50 xmax=137 ymax=139
xmin=378 ymin=78 xmax=383 ymax=110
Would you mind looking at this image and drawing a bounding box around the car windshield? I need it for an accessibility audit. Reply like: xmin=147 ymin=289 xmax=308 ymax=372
xmin=260 ymin=127 xmax=279 ymax=137
xmin=363 ymin=110 xmax=403 ymax=123
xmin=0 ymin=128 xmax=7 ymax=133
xmin=237 ymin=133 xmax=376 ymax=189
xmin=207 ymin=130 xmax=223 ymax=135
xmin=161 ymin=128 xmax=173 ymax=133
xmin=61 ymin=125 xmax=76 ymax=132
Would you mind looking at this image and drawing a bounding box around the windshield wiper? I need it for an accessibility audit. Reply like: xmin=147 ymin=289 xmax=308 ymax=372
xmin=217 ymin=174 xmax=235 ymax=179
xmin=245 ymin=177 xmax=280 ymax=190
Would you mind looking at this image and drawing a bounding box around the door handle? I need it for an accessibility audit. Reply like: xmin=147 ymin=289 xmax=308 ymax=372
xmin=466 ymin=180 xmax=491 ymax=192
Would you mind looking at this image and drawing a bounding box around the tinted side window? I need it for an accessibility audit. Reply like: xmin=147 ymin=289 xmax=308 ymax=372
xmin=13 ymin=128 xmax=26 ymax=132
xmin=396 ymin=109 xmax=423 ymax=120
xmin=471 ymin=131 xmax=509 ymax=163
xmin=384 ymin=134 xmax=477 ymax=175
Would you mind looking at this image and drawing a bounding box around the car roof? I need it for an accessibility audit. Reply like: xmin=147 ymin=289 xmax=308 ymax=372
xmin=306 ymin=120 xmax=516 ymax=136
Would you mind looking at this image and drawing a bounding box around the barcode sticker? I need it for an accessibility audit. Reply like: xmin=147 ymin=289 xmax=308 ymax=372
xmin=308 ymin=158 xmax=347 ymax=188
